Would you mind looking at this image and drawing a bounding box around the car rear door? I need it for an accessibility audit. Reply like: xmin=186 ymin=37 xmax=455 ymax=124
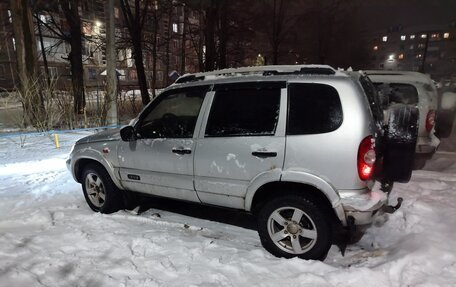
xmin=193 ymin=82 xmax=287 ymax=209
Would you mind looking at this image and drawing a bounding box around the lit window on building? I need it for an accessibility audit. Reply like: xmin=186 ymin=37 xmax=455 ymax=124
xmin=418 ymin=43 xmax=425 ymax=48
xmin=444 ymin=32 xmax=450 ymax=39
xmin=431 ymin=33 xmax=439 ymax=39
xmin=410 ymin=35 xmax=415 ymax=39
xmin=416 ymin=54 xmax=422 ymax=58
xmin=172 ymin=23 xmax=178 ymax=33
xmin=382 ymin=36 xmax=388 ymax=42
xmin=398 ymin=53 xmax=404 ymax=60
xmin=388 ymin=54 xmax=395 ymax=61
xmin=401 ymin=35 xmax=406 ymax=41
xmin=410 ymin=44 xmax=414 ymax=50
xmin=421 ymin=34 xmax=427 ymax=39
xmin=373 ymin=46 xmax=378 ymax=51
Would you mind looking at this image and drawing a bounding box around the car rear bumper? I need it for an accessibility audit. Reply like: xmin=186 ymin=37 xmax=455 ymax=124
xmin=416 ymin=133 xmax=440 ymax=154
xmin=339 ymin=189 xmax=388 ymax=225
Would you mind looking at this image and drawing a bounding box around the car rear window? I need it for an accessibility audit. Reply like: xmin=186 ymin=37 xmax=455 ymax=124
xmin=374 ymin=83 xmax=419 ymax=105
xmin=287 ymin=83 xmax=343 ymax=135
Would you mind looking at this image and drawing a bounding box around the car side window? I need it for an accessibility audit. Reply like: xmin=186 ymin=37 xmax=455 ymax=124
xmin=205 ymin=86 xmax=281 ymax=137
xmin=137 ymin=87 xmax=207 ymax=138
xmin=287 ymin=83 xmax=343 ymax=135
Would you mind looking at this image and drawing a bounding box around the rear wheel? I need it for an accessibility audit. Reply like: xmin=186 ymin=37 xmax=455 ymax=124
xmin=82 ymin=164 xmax=123 ymax=214
xmin=257 ymin=195 xmax=331 ymax=260
xmin=381 ymin=105 xmax=419 ymax=183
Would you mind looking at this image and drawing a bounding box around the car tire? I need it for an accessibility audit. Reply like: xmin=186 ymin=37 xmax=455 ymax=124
xmin=81 ymin=164 xmax=123 ymax=214
xmin=257 ymin=195 xmax=332 ymax=261
xmin=382 ymin=105 xmax=419 ymax=183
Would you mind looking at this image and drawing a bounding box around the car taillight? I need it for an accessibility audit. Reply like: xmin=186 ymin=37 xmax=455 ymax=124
xmin=426 ymin=110 xmax=436 ymax=132
xmin=358 ymin=136 xmax=376 ymax=181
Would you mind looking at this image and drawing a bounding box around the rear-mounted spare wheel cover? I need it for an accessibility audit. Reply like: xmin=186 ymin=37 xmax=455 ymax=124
xmin=382 ymin=105 xmax=419 ymax=183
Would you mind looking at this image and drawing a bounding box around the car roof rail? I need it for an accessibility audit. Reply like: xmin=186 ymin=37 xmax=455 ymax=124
xmin=175 ymin=65 xmax=339 ymax=84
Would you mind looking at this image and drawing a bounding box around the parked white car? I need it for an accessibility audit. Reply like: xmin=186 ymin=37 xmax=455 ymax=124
xmin=366 ymin=71 xmax=440 ymax=169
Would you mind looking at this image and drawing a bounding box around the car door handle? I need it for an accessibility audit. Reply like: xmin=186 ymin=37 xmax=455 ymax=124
xmin=252 ymin=151 xmax=277 ymax=158
xmin=172 ymin=148 xmax=192 ymax=155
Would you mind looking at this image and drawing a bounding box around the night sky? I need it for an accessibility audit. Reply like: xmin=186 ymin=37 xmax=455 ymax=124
xmin=358 ymin=0 xmax=456 ymax=30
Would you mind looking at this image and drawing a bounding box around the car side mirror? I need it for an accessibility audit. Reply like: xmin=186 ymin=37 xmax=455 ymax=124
xmin=120 ymin=126 xmax=137 ymax=142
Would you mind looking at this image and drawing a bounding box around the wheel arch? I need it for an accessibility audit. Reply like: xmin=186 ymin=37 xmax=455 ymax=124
xmin=74 ymin=157 xmax=124 ymax=190
xmin=248 ymin=179 xmax=345 ymax=225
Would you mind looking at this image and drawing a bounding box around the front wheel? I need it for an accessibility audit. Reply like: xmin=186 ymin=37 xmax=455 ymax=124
xmin=81 ymin=164 xmax=123 ymax=214
xmin=257 ymin=195 xmax=332 ymax=260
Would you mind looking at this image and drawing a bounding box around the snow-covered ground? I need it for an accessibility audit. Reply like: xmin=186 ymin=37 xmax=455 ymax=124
xmin=1 ymin=132 xmax=456 ymax=287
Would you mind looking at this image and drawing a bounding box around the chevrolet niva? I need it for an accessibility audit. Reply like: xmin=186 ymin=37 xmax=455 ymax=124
xmin=67 ymin=65 xmax=418 ymax=260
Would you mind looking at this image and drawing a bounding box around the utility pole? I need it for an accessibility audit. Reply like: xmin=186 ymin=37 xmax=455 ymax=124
xmin=105 ymin=0 xmax=118 ymax=126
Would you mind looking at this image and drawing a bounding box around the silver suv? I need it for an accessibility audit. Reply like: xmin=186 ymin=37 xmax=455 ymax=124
xmin=366 ymin=71 xmax=440 ymax=169
xmin=67 ymin=65 xmax=409 ymax=260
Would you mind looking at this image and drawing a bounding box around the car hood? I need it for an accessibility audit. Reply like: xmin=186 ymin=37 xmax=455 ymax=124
xmin=76 ymin=128 xmax=121 ymax=144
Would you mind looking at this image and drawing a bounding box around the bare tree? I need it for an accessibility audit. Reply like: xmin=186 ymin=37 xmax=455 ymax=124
xmin=119 ymin=0 xmax=151 ymax=106
xmin=203 ymin=1 xmax=216 ymax=71
xmin=293 ymin=0 xmax=366 ymax=68
xmin=105 ymin=0 xmax=118 ymax=125
xmin=59 ymin=0 xmax=85 ymax=115
xmin=180 ymin=3 xmax=188 ymax=74
xmin=35 ymin=0 xmax=86 ymax=115
xmin=257 ymin=0 xmax=295 ymax=65
xmin=149 ymin=2 xmax=161 ymax=98
xmin=186 ymin=2 xmax=205 ymax=71
xmin=162 ymin=0 xmax=173 ymax=86
xmin=35 ymin=12 xmax=51 ymax=87
xmin=185 ymin=0 xmax=254 ymax=70
xmin=10 ymin=0 xmax=42 ymax=127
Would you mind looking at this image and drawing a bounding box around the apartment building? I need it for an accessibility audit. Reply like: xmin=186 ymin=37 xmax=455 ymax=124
xmin=0 ymin=0 xmax=201 ymax=93
xmin=365 ymin=23 xmax=456 ymax=80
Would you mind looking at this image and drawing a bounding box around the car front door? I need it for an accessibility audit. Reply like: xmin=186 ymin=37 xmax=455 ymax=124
xmin=194 ymin=82 xmax=287 ymax=209
xmin=118 ymin=86 xmax=209 ymax=202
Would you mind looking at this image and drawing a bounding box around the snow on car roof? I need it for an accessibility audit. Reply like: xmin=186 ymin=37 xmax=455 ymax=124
xmin=175 ymin=65 xmax=347 ymax=84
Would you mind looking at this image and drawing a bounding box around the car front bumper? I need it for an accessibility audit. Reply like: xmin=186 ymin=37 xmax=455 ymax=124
xmin=66 ymin=158 xmax=71 ymax=171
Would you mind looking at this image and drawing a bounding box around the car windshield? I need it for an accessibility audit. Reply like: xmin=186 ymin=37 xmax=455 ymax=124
xmin=374 ymin=83 xmax=419 ymax=105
